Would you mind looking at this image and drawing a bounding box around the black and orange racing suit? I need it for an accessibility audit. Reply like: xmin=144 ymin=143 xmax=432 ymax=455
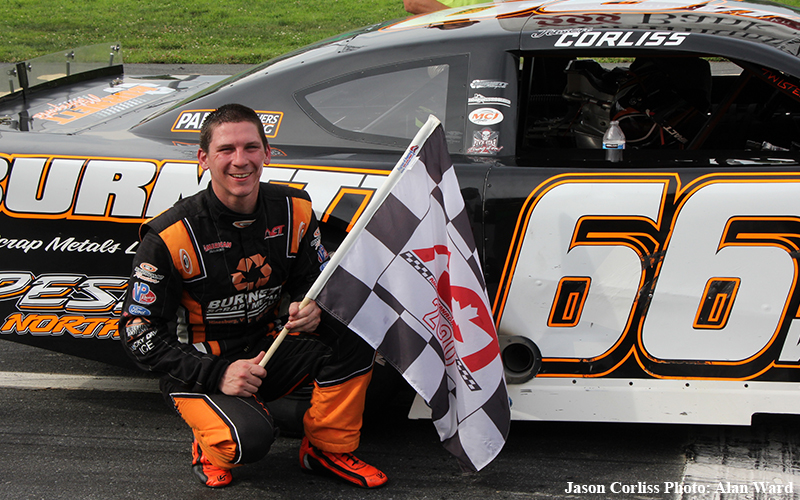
xmin=120 ymin=183 xmax=375 ymax=469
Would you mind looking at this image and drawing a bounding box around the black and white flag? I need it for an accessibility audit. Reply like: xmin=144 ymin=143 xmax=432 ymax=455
xmin=314 ymin=116 xmax=510 ymax=471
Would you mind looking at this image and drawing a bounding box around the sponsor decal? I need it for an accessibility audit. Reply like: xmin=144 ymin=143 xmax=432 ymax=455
xmin=470 ymin=80 xmax=508 ymax=89
xmin=132 ymin=282 xmax=156 ymax=305
xmin=530 ymin=27 xmax=593 ymax=39
xmin=760 ymin=67 xmax=800 ymax=99
xmin=231 ymin=254 xmax=272 ymax=292
xmin=129 ymin=330 xmax=156 ymax=355
xmin=1 ymin=313 xmax=119 ymax=339
xmin=0 ymin=272 xmax=127 ymax=339
xmin=128 ymin=304 xmax=151 ymax=316
xmin=310 ymin=227 xmax=328 ymax=263
xmin=469 ymin=108 xmax=504 ymax=126
xmin=179 ymin=248 xmax=193 ymax=275
xmin=33 ymin=84 xmax=174 ymax=125
xmin=317 ymin=245 xmax=329 ymax=264
xmin=0 ymin=235 xmax=122 ymax=254
xmin=270 ymin=148 xmax=287 ymax=158
xmin=207 ymin=285 xmax=281 ymax=323
xmin=0 ymin=236 xmax=42 ymax=253
xmin=542 ymin=29 xmax=689 ymax=48
xmin=468 ymin=94 xmax=511 ymax=107
xmin=522 ymin=10 xmax=800 ymax=49
xmin=0 ymin=156 xmax=389 ymax=229
xmin=257 ymin=112 xmax=284 ymax=138
xmin=171 ymin=110 xmax=212 ymax=132
xmin=466 ymin=128 xmax=503 ymax=155
xmin=0 ymin=156 xmax=209 ymax=221
xmin=398 ymin=145 xmax=419 ymax=174
xmin=2 ymin=274 xmax=126 ymax=313
xmin=139 ymin=263 xmax=158 ymax=273
xmin=265 ymin=225 xmax=285 ymax=239
xmin=46 ymin=237 xmax=122 ymax=253
xmin=125 ymin=320 xmax=150 ymax=341
xmin=172 ymin=109 xmax=284 ymax=138
xmin=0 ymin=156 xmax=391 ymax=241
xmin=311 ymin=227 xmax=322 ymax=249
xmin=134 ymin=265 xmax=164 ymax=284
xmin=202 ymin=241 xmax=232 ymax=253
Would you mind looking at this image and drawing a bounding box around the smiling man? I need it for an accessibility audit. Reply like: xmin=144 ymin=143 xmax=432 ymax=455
xmin=120 ymin=104 xmax=387 ymax=489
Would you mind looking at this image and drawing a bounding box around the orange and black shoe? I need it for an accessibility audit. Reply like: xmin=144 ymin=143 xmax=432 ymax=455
xmin=299 ymin=436 xmax=388 ymax=488
xmin=191 ymin=439 xmax=232 ymax=488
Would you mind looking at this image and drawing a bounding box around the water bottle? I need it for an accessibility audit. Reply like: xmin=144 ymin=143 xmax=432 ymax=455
xmin=603 ymin=120 xmax=625 ymax=162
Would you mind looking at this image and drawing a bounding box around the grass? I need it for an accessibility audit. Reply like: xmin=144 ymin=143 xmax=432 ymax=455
xmin=0 ymin=0 xmax=407 ymax=64
xmin=0 ymin=0 xmax=798 ymax=64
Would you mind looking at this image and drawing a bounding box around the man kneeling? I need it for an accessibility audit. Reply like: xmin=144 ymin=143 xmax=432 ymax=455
xmin=120 ymin=103 xmax=387 ymax=489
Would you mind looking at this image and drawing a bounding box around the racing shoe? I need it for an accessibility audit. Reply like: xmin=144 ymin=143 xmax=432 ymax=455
xmin=299 ymin=436 xmax=388 ymax=488
xmin=191 ymin=439 xmax=232 ymax=488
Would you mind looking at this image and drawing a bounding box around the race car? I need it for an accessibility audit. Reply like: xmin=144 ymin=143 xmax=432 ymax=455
xmin=1 ymin=0 xmax=800 ymax=425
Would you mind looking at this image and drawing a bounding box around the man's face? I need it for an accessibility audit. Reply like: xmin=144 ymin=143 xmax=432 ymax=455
xmin=197 ymin=120 xmax=270 ymax=214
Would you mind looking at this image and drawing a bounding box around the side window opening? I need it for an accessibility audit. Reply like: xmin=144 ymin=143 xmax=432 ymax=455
xmin=305 ymin=64 xmax=449 ymax=138
xmin=517 ymin=54 xmax=800 ymax=158
xmin=296 ymin=56 xmax=469 ymax=148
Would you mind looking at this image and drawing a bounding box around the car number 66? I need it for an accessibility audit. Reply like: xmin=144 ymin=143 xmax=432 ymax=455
xmin=495 ymin=173 xmax=800 ymax=380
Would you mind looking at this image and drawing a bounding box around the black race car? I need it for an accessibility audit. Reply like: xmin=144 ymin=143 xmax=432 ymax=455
xmin=2 ymin=0 xmax=800 ymax=424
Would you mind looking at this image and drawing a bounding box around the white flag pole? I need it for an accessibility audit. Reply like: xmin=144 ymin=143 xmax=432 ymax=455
xmin=259 ymin=115 xmax=441 ymax=368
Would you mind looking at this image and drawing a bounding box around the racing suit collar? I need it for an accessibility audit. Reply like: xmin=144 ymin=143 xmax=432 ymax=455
xmin=205 ymin=183 xmax=264 ymax=229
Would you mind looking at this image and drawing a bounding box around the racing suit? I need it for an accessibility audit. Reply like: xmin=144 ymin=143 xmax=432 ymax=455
xmin=120 ymin=183 xmax=375 ymax=469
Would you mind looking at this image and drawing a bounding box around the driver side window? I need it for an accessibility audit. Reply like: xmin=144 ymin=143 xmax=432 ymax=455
xmin=518 ymin=55 xmax=800 ymax=156
xmin=299 ymin=62 xmax=451 ymax=143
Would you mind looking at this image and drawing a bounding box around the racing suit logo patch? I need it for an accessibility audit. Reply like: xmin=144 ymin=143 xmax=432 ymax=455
xmin=231 ymin=254 xmax=272 ymax=291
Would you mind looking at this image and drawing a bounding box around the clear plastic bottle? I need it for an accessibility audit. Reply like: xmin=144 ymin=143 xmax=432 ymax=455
xmin=603 ymin=120 xmax=626 ymax=162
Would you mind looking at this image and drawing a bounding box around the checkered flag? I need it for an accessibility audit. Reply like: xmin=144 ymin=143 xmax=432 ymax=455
xmin=312 ymin=116 xmax=510 ymax=472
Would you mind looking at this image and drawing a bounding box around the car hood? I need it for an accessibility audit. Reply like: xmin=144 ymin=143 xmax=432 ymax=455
xmin=0 ymin=71 xmax=229 ymax=137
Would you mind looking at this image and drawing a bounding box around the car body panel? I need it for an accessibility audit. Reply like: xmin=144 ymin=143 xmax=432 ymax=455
xmin=2 ymin=0 xmax=800 ymax=424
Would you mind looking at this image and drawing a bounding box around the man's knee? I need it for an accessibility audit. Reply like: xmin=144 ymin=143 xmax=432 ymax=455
xmin=172 ymin=392 xmax=277 ymax=466
xmin=233 ymin=399 xmax=277 ymax=463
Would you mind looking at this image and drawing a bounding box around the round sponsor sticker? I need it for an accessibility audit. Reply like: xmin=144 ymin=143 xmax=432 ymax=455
xmin=139 ymin=262 xmax=158 ymax=273
xmin=128 ymin=305 xmax=151 ymax=316
xmin=180 ymin=248 xmax=193 ymax=274
xmin=469 ymin=108 xmax=503 ymax=125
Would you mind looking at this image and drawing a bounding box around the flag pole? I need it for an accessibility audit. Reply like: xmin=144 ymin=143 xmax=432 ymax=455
xmin=259 ymin=115 xmax=442 ymax=368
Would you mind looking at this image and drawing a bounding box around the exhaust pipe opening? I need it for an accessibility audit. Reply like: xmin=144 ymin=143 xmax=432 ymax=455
xmin=499 ymin=336 xmax=542 ymax=384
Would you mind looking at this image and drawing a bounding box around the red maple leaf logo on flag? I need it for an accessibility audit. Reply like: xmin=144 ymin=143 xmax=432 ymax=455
xmin=412 ymin=246 xmax=499 ymax=373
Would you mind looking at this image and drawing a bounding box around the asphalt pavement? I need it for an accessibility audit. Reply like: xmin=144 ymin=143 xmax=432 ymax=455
xmin=3 ymin=339 xmax=800 ymax=500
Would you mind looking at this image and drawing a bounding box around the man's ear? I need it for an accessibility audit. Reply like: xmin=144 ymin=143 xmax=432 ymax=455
xmin=197 ymin=148 xmax=209 ymax=170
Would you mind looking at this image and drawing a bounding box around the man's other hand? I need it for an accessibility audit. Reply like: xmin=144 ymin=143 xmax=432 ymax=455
xmin=219 ymin=351 xmax=267 ymax=397
xmin=286 ymin=300 xmax=321 ymax=333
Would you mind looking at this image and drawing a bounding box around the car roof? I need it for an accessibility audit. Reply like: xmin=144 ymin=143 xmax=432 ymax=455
xmin=127 ymin=0 xmax=800 ymax=150
xmin=382 ymin=0 xmax=800 ymax=53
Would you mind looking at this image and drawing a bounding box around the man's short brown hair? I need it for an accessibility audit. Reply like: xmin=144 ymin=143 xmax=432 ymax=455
xmin=199 ymin=103 xmax=269 ymax=152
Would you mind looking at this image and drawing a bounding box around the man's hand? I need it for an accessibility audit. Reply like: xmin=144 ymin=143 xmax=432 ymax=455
xmin=286 ymin=300 xmax=321 ymax=333
xmin=219 ymin=351 xmax=267 ymax=397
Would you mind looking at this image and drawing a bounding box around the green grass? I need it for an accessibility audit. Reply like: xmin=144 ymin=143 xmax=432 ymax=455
xmin=0 ymin=0 xmax=407 ymax=64
xmin=0 ymin=0 xmax=798 ymax=64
